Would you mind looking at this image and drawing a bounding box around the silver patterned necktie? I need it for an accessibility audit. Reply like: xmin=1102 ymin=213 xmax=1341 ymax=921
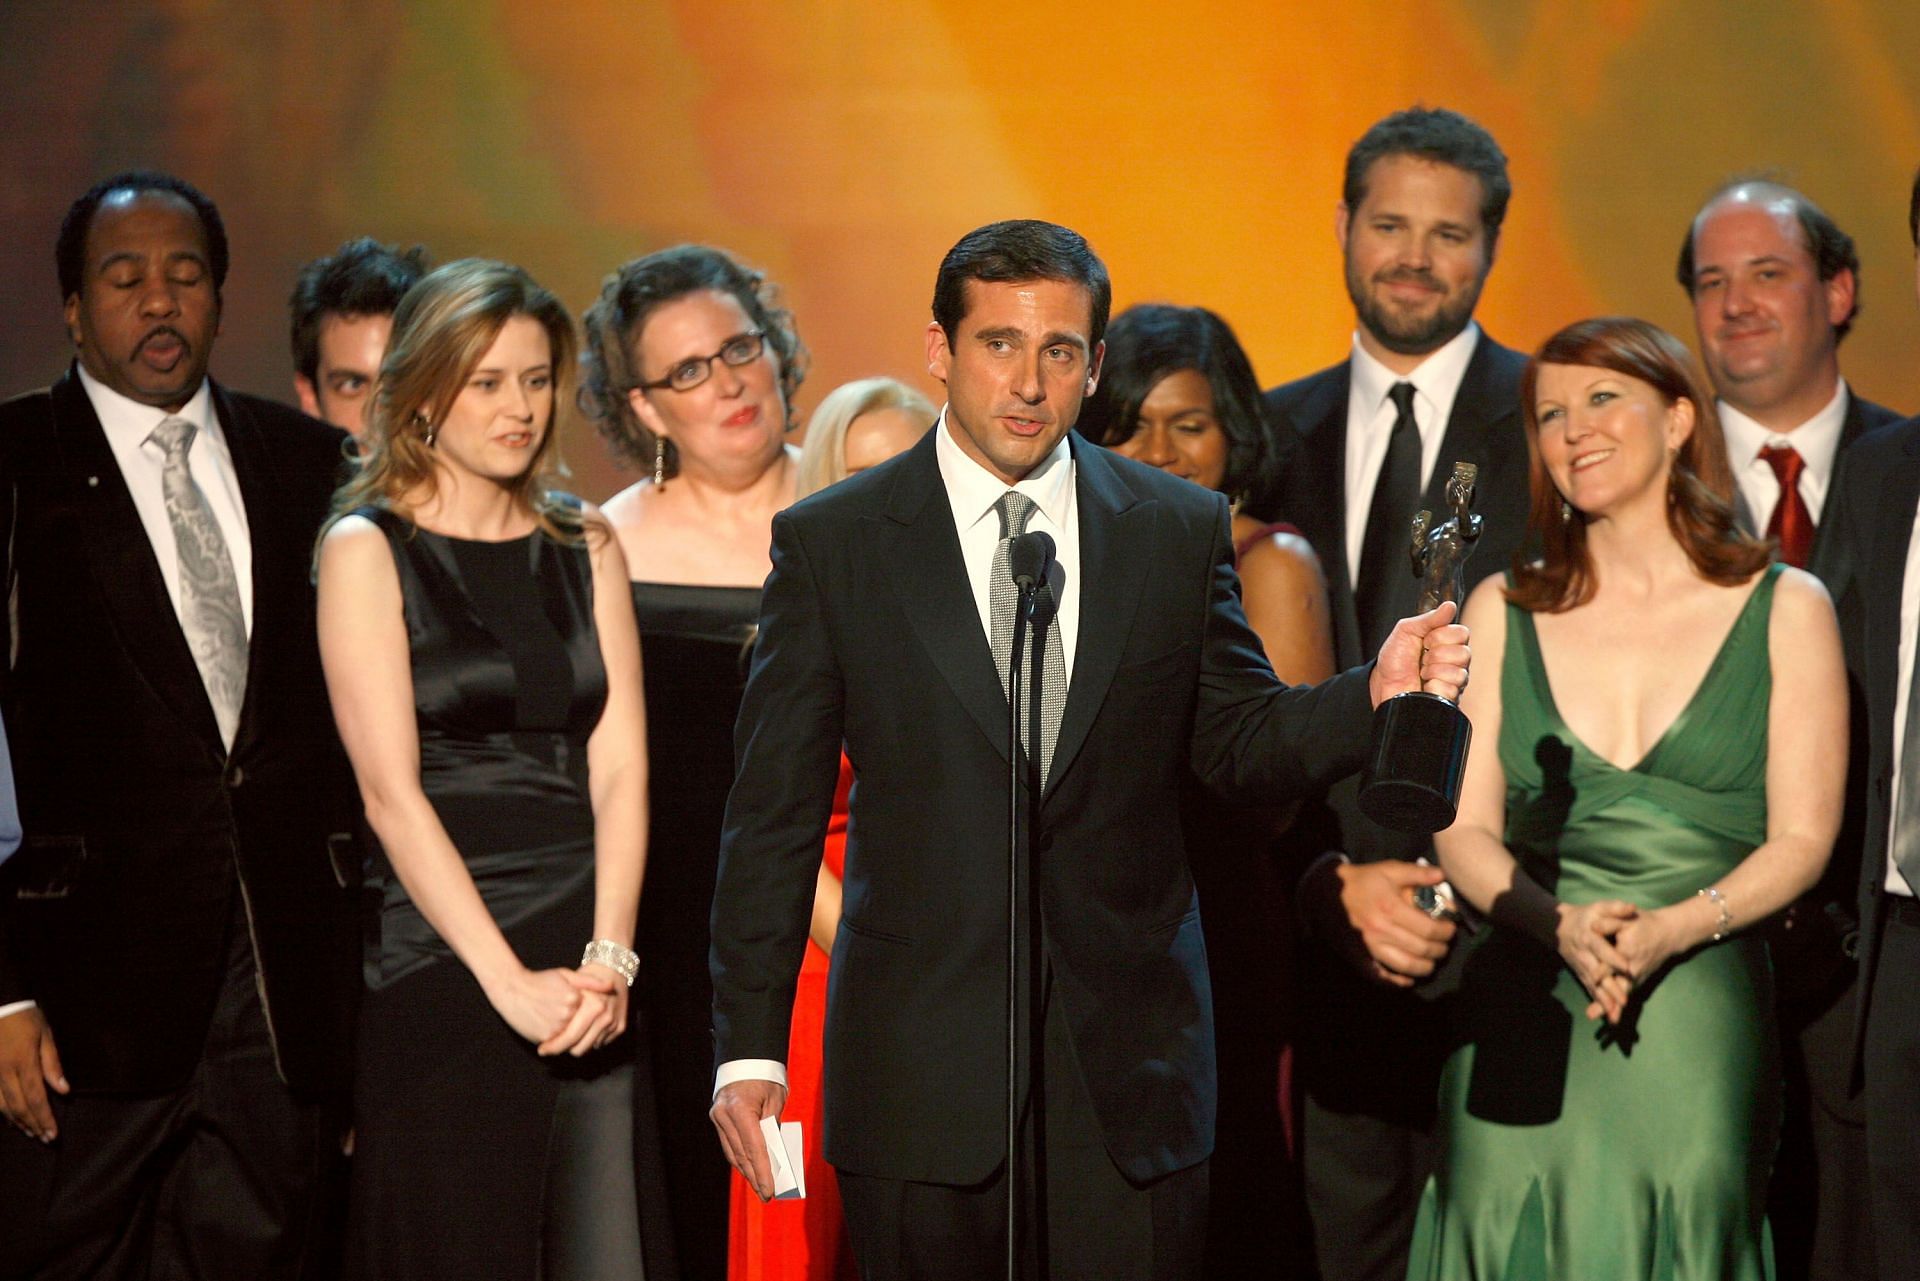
xmin=988 ymin=491 xmax=1067 ymax=787
xmin=150 ymin=416 xmax=248 ymax=747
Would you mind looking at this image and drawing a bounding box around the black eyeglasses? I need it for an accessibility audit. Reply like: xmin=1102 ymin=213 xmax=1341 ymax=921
xmin=636 ymin=330 xmax=767 ymax=394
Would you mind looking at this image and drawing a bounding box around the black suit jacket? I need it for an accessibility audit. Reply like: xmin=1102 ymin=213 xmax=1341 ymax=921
xmin=0 ymin=367 xmax=360 ymax=1094
xmin=1250 ymin=332 xmax=1531 ymax=873
xmin=1768 ymin=392 xmax=1903 ymax=1003
xmin=1746 ymin=390 xmax=1903 ymax=584
xmin=1818 ymin=413 xmax=1920 ymax=1072
xmin=710 ymin=431 xmax=1376 ymax=1186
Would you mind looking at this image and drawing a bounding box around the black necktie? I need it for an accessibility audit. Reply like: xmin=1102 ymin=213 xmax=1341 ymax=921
xmin=1355 ymin=382 xmax=1422 ymax=655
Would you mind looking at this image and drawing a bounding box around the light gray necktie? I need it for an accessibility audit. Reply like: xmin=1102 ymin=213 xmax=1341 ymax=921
xmin=150 ymin=416 xmax=248 ymax=747
xmin=989 ymin=492 xmax=1066 ymax=787
xmin=1891 ymin=645 xmax=1920 ymax=893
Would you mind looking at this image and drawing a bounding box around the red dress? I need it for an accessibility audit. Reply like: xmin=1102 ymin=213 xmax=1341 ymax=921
xmin=726 ymin=755 xmax=857 ymax=1280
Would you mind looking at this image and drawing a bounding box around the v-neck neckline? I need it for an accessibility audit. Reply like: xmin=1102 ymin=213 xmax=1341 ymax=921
xmin=1515 ymin=565 xmax=1777 ymax=775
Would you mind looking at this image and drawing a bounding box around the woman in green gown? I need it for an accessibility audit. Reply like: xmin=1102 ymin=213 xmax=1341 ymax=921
xmin=1410 ymin=317 xmax=1847 ymax=1280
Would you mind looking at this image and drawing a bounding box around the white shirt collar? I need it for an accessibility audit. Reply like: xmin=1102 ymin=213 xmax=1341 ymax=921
xmin=1348 ymin=321 xmax=1481 ymax=425
xmin=1718 ymin=378 xmax=1850 ymax=483
xmin=933 ymin=406 xmax=1075 ymax=533
xmin=74 ymin=362 xmax=217 ymax=452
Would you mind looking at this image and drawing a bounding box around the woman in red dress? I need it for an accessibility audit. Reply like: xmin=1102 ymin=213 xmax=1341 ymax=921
xmin=726 ymin=377 xmax=933 ymax=1281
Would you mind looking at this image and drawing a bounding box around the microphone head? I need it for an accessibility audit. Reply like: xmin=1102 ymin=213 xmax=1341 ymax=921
xmin=1010 ymin=530 xmax=1055 ymax=592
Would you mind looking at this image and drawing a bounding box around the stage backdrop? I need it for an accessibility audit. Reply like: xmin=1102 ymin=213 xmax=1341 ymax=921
xmin=3 ymin=0 xmax=1916 ymax=501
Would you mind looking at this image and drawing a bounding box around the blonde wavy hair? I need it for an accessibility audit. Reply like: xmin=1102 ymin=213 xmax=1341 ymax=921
xmin=321 ymin=258 xmax=583 ymax=546
xmin=794 ymin=377 xmax=936 ymax=500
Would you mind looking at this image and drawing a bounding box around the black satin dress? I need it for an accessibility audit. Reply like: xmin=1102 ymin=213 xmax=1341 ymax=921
xmin=629 ymin=582 xmax=758 ymax=1281
xmin=345 ymin=509 xmax=648 ymax=1281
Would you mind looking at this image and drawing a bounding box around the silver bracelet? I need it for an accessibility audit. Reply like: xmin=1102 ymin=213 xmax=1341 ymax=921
xmin=1697 ymin=887 xmax=1733 ymax=941
xmin=581 ymin=939 xmax=640 ymax=987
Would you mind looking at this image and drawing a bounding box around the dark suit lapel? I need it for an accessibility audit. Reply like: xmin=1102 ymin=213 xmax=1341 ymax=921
xmin=1288 ymin=369 xmax=1359 ymax=664
xmin=1047 ymin=438 xmax=1154 ymax=797
xmin=878 ymin=434 xmax=1012 ymax=764
xmin=1422 ymin=334 xmax=1521 ymax=515
xmin=1865 ymin=440 xmax=1920 ymax=733
xmin=214 ymin=383 xmax=295 ymax=756
xmin=50 ymin=369 xmax=224 ymax=750
xmin=1811 ymin=390 xmax=1879 ymax=573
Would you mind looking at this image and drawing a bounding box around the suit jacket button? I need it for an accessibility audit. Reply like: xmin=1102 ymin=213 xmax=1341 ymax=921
xmin=228 ymin=766 xmax=246 ymax=788
xmin=1035 ymin=831 xmax=1054 ymax=854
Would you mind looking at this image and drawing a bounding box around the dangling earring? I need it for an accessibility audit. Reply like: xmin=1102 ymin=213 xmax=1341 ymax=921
xmin=652 ymin=439 xmax=667 ymax=488
xmin=1559 ymin=498 xmax=1572 ymax=524
xmin=416 ymin=413 xmax=436 ymax=448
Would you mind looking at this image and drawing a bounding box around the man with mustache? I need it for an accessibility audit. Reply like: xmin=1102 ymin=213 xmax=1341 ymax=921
xmin=0 ymin=172 xmax=359 ymax=1279
xmin=1246 ymin=106 xmax=1533 ymax=1281
xmin=288 ymin=235 xmax=431 ymax=437
xmin=1681 ymin=178 xmax=1904 ymax=1281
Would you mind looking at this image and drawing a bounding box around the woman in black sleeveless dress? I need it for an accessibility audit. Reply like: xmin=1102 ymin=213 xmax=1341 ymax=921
xmin=578 ymin=245 xmax=807 ymax=1281
xmin=317 ymin=261 xmax=655 ymax=1279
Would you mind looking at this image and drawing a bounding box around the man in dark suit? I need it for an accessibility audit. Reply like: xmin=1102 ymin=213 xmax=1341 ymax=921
xmin=1822 ymin=164 xmax=1920 ymax=1281
xmin=706 ymin=220 xmax=1469 ymax=1279
xmin=1679 ymin=177 xmax=1904 ymax=1281
xmin=1244 ymin=106 xmax=1532 ymax=1281
xmin=0 ymin=173 xmax=359 ymax=1279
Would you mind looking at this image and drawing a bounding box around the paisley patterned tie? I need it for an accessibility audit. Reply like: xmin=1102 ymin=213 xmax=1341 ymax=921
xmin=150 ymin=416 xmax=248 ymax=747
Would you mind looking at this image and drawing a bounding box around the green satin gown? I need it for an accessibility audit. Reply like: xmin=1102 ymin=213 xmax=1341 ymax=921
xmin=1408 ymin=565 xmax=1783 ymax=1281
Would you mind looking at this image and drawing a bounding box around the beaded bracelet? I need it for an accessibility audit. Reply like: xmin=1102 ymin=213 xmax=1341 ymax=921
xmin=581 ymin=939 xmax=640 ymax=987
xmin=1697 ymin=887 xmax=1733 ymax=941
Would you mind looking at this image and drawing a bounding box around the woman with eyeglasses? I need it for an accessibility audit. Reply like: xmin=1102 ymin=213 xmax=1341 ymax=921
xmin=581 ymin=245 xmax=805 ymax=1281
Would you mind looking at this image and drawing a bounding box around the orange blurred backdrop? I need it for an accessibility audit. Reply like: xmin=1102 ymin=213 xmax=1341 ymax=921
xmin=3 ymin=0 xmax=1915 ymax=499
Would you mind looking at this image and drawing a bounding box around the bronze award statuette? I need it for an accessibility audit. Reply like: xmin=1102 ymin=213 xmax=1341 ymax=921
xmin=1358 ymin=461 xmax=1480 ymax=834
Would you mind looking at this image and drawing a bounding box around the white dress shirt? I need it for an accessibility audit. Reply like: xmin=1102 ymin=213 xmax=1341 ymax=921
xmin=1343 ymin=323 xmax=1481 ymax=576
xmin=713 ymin=412 xmax=1083 ymax=1098
xmin=77 ymin=366 xmax=255 ymax=639
xmin=1719 ymin=379 xmax=1849 ymax=531
xmin=1886 ymin=492 xmax=1920 ymax=897
xmin=0 ymin=373 xmax=256 ymax=1025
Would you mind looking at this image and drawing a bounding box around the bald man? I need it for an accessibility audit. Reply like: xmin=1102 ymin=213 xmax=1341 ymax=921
xmin=1680 ymin=178 xmax=1904 ymax=1281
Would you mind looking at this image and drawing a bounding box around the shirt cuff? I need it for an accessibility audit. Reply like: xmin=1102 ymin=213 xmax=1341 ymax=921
xmin=714 ymin=1058 xmax=788 ymax=1099
xmin=0 ymin=1000 xmax=38 ymax=1021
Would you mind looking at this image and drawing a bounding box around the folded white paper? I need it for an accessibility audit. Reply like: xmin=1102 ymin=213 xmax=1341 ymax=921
xmin=759 ymin=1116 xmax=806 ymax=1199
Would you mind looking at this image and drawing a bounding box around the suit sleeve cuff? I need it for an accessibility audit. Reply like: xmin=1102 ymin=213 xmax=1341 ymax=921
xmin=714 ymin=1058 xmax=788 ymax=1099
xmin=0 ymin=1000 xmax=37 ymax=1021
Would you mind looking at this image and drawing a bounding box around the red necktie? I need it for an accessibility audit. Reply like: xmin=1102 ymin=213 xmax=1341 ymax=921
xmin=1758 ymin=444 xmax=1812 ymax=568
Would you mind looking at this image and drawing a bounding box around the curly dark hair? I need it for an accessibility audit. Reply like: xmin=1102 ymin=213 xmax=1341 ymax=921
xmin=1077 ymin=303 xmax=1276 ymax=501
xmin=1343 ymin=107 xmax=1511 ymax=253
xmin=56 ymin=171 xmax=228 ymax=302
xmin=1676 ymin=178 xmax=1861 ymax=340
xmin=289 ymin=237 xmax=432 ymax=383
xmin=578 ymin=245 xmax=807 ymax=476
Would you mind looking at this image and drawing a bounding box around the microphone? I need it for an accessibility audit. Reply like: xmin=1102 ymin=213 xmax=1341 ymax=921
xmin=1009 ymin=531 xmax=1055 ymax=597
